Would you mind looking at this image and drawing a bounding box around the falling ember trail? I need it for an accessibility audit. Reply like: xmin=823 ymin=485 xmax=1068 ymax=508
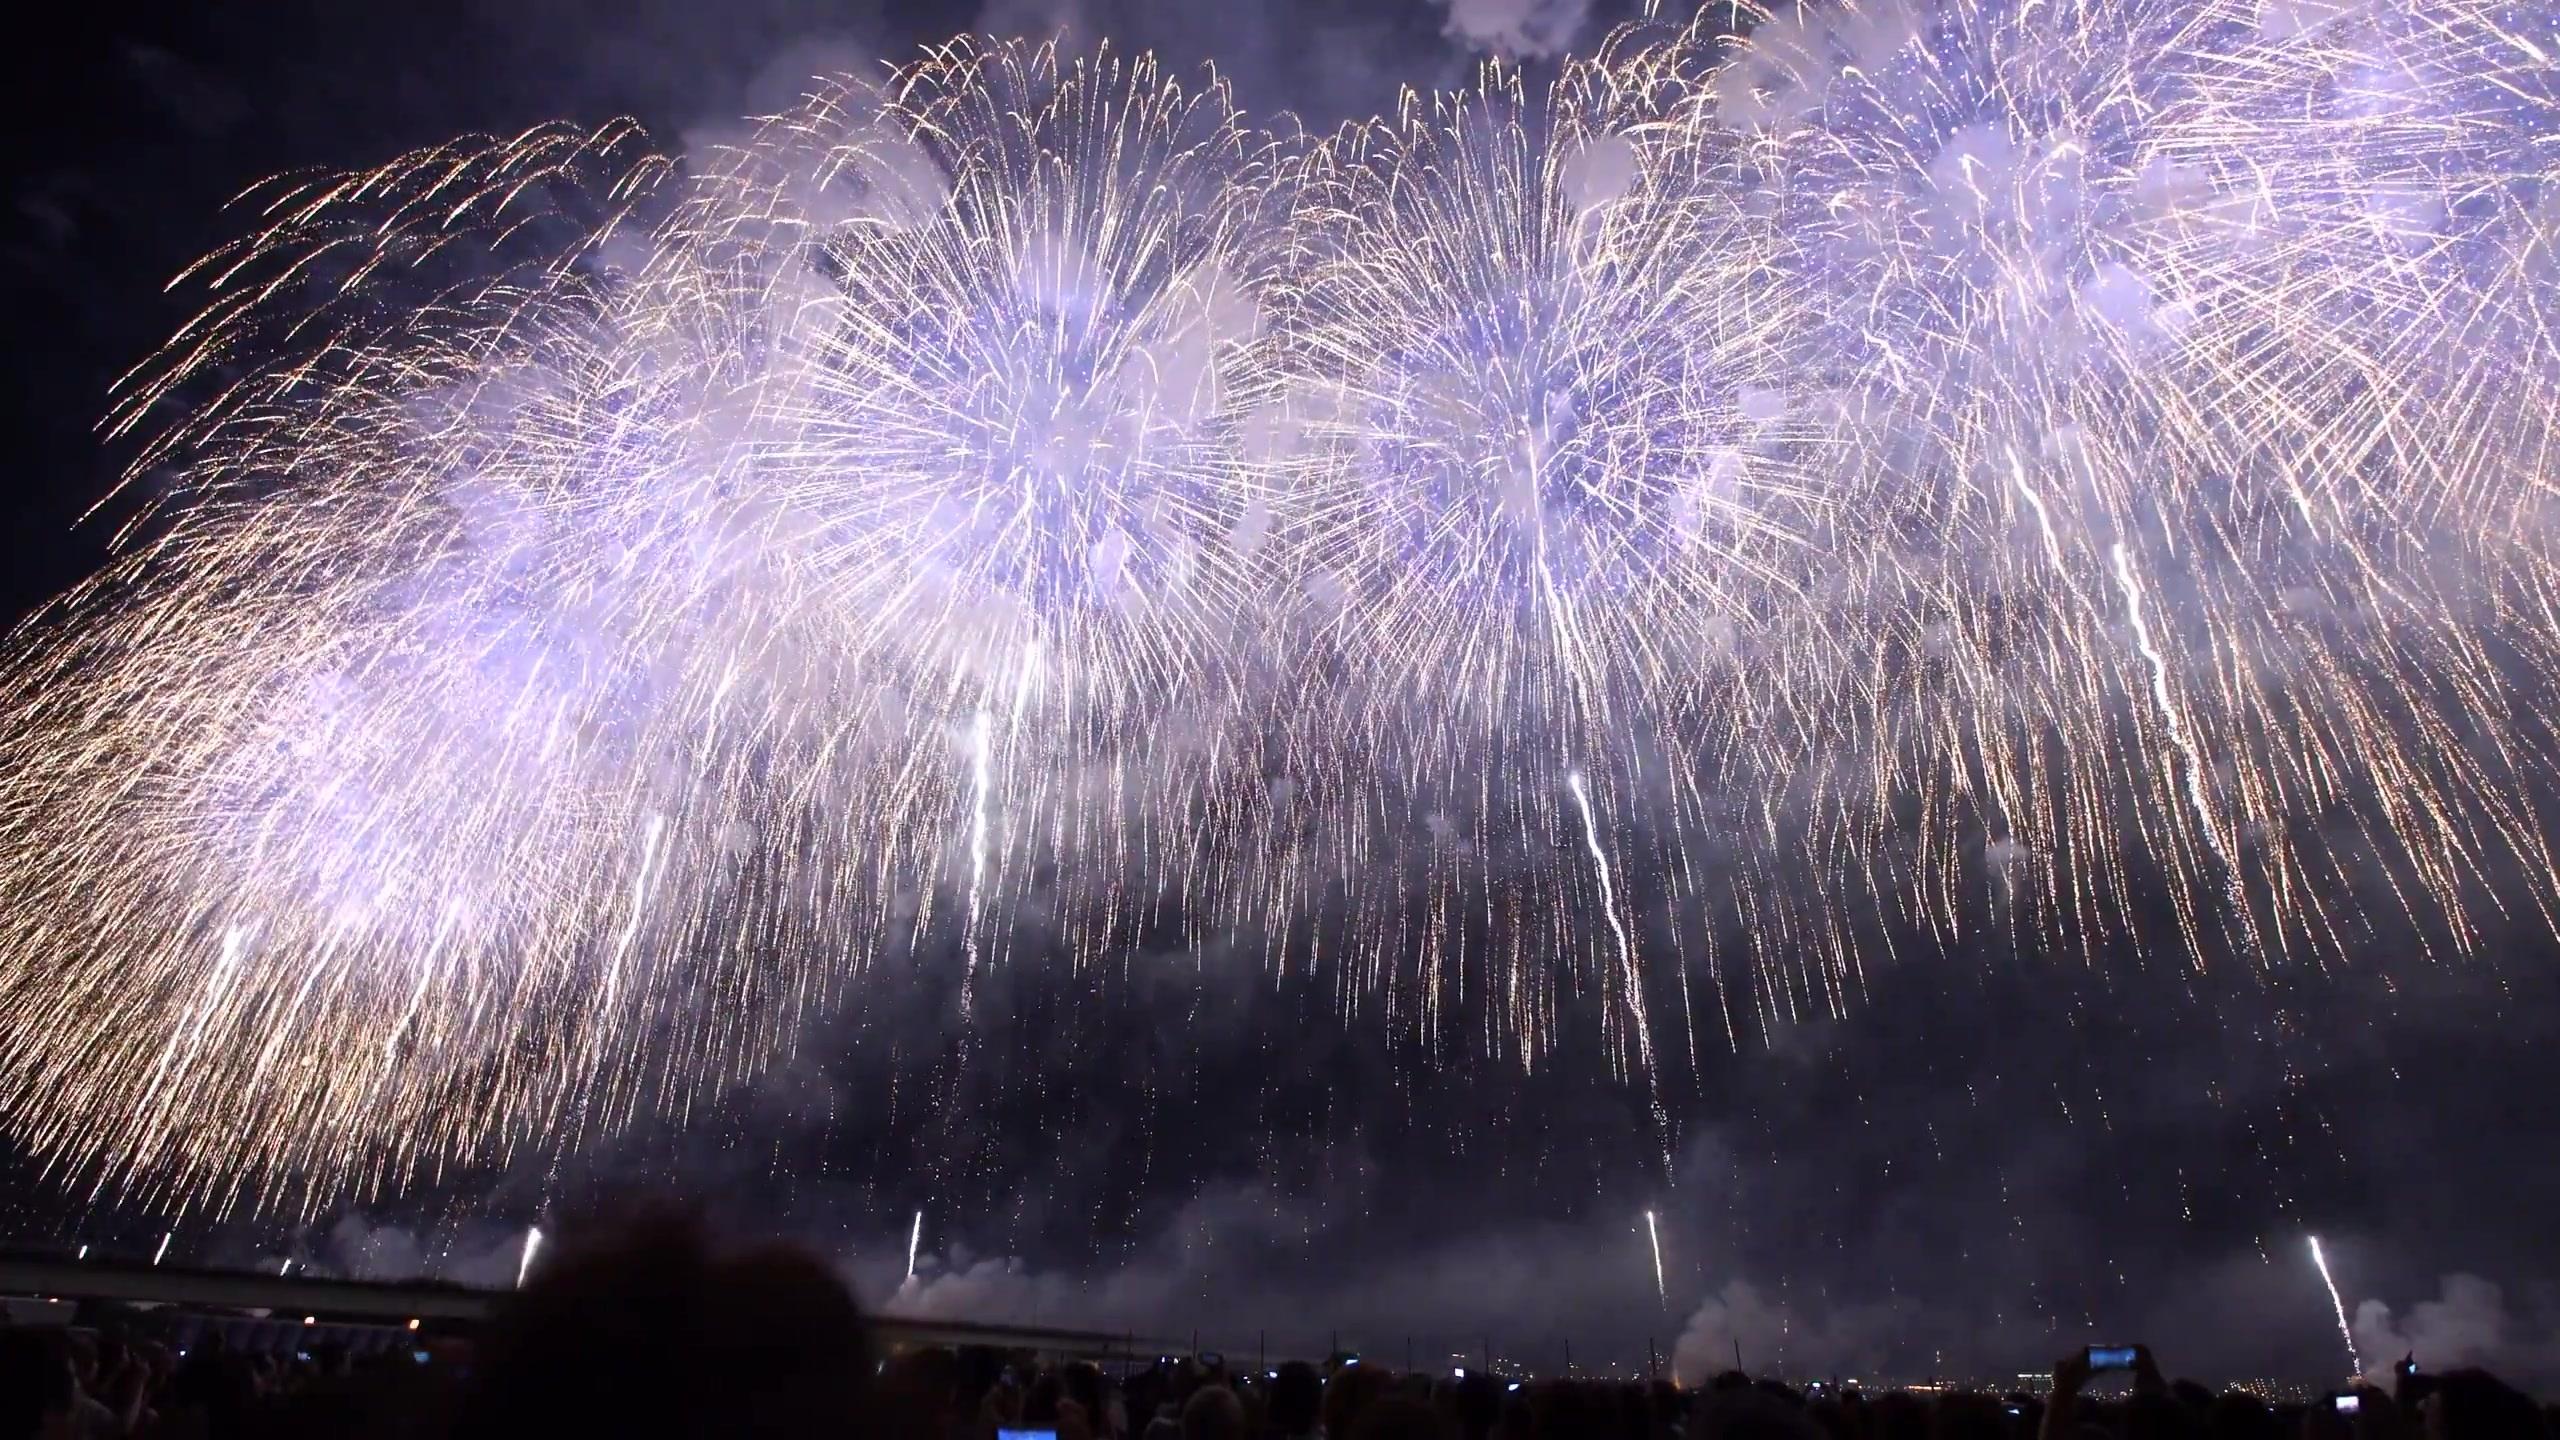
xmin=2309 ymin=1235 xmax=2362 ymax=1376
xmin=517 ymin=1226 xmax=544 ymax=1289
xmin=153 ymin=1232 xmax=171 ymax=1267
xmin=1566 ymin=769 xmax=1669 ymax=1164
xmin=907 ymin=1209 xmax=924 ymax=1280
xmin=968 ymin=710 xmax=993 ymax=922
xmin=1566 ymin=772 xmax=1636 ymax=996
xmin=1646 ymin=1209 xmax=1666 ymax=1305
xmin=601 ymin=815 xmax=668 ymax=1010
xmin=2110 ymin=542 xmax=2257 ymax=943
xmin=959 ymin=709 xmax=994 ymax=1017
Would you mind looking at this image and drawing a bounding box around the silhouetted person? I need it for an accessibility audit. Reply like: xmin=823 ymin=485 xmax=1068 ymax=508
xmin=2210 ymin=1391 xmax=2284 ymax=1440
xmin=1350 ymin=1394 xmax=1444 ymax=1440
xmin=877 ymin=1348 xmax=967 ymax=1437
xmin=453 ymin=1213 xmax=870 ymax=1438
xmin=1693 ymin=1385 xmax=1827 ymax=1440
xmin=2045 ymin=1345 xmax=2168 ymax=1440
xmin=1876 ymin=1390 xmax=1935 ymax=1440
xmin=1184 ymin=1384 xmax=1246 ymax=1440
xmin=160 ymin=1344 xmax=260 ymax=1440
xmin=1326 ymin=1363 xmax=1390 ymax=1439
xmin=1451 ymin=1370 xmax=1501 ymax=1440
xmin=1939 ymin=1392 xmax=2016 ymax=1440
xmin=2425 ymin=1370 xmax=2548 ymax=1440
xmin=1269 ymin=1361 xmax=1323 ymax=1440
xmin=0 ymin=1331 xmax=76 ymax=1440
xmin=2126 ymin=1388 xmax=2205 ymax=1440
xmin=1062 ymin=1361 xmax=1112 ymax=1439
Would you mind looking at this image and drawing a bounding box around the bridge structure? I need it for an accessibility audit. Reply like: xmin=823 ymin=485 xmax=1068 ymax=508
xmin=0 ymin=1252 xmax=1184 ymax=1366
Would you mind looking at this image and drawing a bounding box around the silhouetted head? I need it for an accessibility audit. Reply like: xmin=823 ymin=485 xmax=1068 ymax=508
xmin=1183 ymin=1383 xmax=1247 ymax=1440
xmin=1937 ymin=1390 xmax=2013 ymax=1440
xmin=1062 ymin=1360 xmax=1107 ymax=1425
xmin=1327 ymin=1362 xmax=1391 ymax=1437
xmin=456 ymin=1213 xmax=870 ymax=1438
xmin=1271 ymin=1360 xmax=1324 ymax=1435
xmin=166 ymin=1346 xmax=261 ymax=1437
xmin=1872 ymin=1389 xmax=1933 ymax=1440
xmin=0 ymin=1330 xmax=75 ymax=1440
xmin=1353 ymin=1394 xmax=1448 ymax=1440
xmin=2206 ymin=1389 xmax=2280 ymax=1440
xmin=1443 ymin=1370 xmax=1499 ymax=1438
xmin=1695 ymin=1385 xmax=1830 ymax=1440
xmin=2426 ymin=1370 xmax=2547 ymax=1440
xmin=2126 ymin=1389 xmax=2205 ymax=1440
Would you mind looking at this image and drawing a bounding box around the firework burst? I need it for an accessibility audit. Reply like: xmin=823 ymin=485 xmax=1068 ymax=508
xmin=1242 ymin=26 xmax=1832 ymax=1082
xmin=1674 ymin=0 xmax=2560 ymax=1002
xmin=0 ymin=1 xmax=2554 ymax=1210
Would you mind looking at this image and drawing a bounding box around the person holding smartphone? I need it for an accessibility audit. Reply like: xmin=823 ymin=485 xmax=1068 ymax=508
xmin=2041 ymin=1345 xmax=2168 ymax=1440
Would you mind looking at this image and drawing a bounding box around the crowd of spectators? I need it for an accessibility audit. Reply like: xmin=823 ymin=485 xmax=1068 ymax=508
xmin=1 ymin=1220 xmax=2551 ymax=1439
xmin=888 ymin=1349 xmax=2556 ymax=1440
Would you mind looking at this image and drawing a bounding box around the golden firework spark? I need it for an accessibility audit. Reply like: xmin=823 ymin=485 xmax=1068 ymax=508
xmin=0 ymin=1 xmax=2552 ymax=1211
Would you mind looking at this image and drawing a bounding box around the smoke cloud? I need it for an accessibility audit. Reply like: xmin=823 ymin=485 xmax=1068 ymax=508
xmin=1672 ymin=1281 xmax=1917 ymax=1382
xmin=1428 ymin=0 xmax=1593 ymax=58
xmin=2355 ymin=1276 xmax=2560 ymax=1391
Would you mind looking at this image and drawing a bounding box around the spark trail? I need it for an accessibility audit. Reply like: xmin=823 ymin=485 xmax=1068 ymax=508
xmin=961 ymin=708 xmax=995 ymax=1015
xmin=2309 ymin=1235 xmax=2363 ymax=1377
xmin=1568 ymin=771 xmax=1650 ymax=1074
xmin=1645 ymin=1209 xmax=1666 ymax=1305
xmin=2111 ymin=543 xmax=2236 ymax=882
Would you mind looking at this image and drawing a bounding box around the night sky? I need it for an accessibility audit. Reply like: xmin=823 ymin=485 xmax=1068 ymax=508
xmin=3 ymin=0 xmax=2557 ymax=1389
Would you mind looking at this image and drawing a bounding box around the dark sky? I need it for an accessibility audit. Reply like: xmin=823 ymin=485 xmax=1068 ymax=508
xmin=0 ymin=0 xmax=1561 ymax=617
xmin=3 ymin=0 xmax=2557 ymax=1390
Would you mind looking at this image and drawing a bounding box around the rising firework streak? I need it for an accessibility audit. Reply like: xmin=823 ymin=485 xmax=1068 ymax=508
xmin=2309 ymin=1235 xmax=2363 ymax=1377
xmin=1645 ymin=1210 xmax=1666 ymax=1306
